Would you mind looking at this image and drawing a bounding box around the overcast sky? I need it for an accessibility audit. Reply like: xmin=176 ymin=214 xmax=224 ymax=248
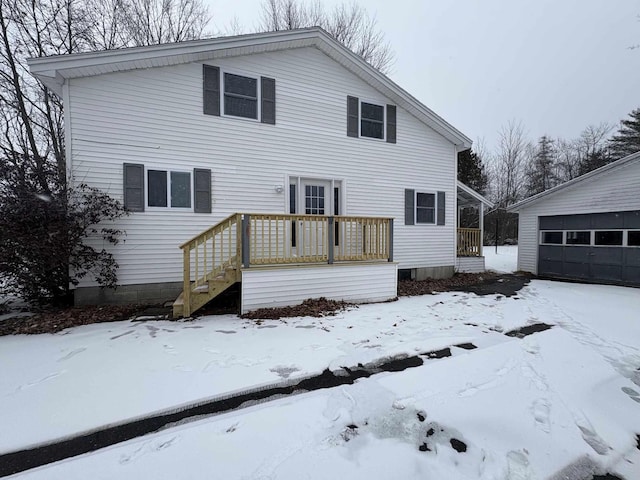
xmin=206 ymin=0 xmax=640 ymax=152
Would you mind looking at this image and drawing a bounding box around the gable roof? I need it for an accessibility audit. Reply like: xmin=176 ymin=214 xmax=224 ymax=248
xmin=508 ymin=150 xmax=640 ymax=212
xmin=27 ymin=27 xmax=471 ymax=150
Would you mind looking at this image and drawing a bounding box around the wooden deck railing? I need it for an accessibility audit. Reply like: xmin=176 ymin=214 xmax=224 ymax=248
xmin=243 ymin=214 xmax=393 ymax=266
xmin=457 ymin=228 xmax=482 ymax=257
xmin=179 ymin=213 xmax=242 ymax=316
xmin=178 ymin=213 xmax=394 ymax=316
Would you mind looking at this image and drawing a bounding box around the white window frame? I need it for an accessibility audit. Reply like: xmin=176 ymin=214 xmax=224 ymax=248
xmin=359 ymin=99 xmax=386 ymax=141
xmin=415 ymin=191 xmax=436 ymax=225
xmin=565 ymin=230 xmax=592 ymax=246
xmin=627 ymin=230 xmax=640 ymax=248
xmin=145 ymin=167 xmax=194 ymax=212
xmin=593 ymin=229 xmax=624 ymax=247
xmin=538 ymin=228 xmax=640 ymax=247
xmin=221 ymin=69 xmax=261 ymax=122
xmin=539 ymin=230 xmax=564 ymax=245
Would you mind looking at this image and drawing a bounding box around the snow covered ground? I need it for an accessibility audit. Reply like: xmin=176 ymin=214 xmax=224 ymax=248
xmin=484 ymin=244 xmax=518 ymax=273
xmin=2 ymin=252 xmax=640 ymax=479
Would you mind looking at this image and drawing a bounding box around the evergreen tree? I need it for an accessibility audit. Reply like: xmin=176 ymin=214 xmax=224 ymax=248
xmin=526 ymin=136 xmax=558 ymax=195
xmin=457 ymin=148 xmax=488 ymax=195
xmin=608 ymin=108 xmax=640 ymax=159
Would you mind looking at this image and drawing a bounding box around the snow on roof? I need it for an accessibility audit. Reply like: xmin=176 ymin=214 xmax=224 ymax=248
xmin=27 ymin=28 xmax=471 ymax=149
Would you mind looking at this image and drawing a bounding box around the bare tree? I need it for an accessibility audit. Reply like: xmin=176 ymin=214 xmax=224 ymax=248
xmin=259 ymin=0 xmax=394 ymax=73
xmin=0 ymin=0 xmax=211 ymax=304
xmin=489 ymin=120 xmax=529 ymax=207
xmin=122 ymin=0 xmax=211 ymax=45
xmin=575 ymin=123 xmax=613 ymax=175
xmin=555 ymin=138 xmax=581 ymax=182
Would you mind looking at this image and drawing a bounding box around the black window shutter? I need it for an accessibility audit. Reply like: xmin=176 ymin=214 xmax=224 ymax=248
xmin=404 ymin=189 xmax=415 ymax=225
xmin=194 ymin=168 xmax=212 ymax=213
xmin=123 ymin=163 xmax=144 ymax=212
xmin=203 ymin=65 xmax=220 ymax=116
xmin=437 ymin=191 xmax=445 ymax=225
xmin=261 ymin=77 xmax=276 ymax=124
xmin=386 ymin=105 xmax=396 ymax=143
xmin=347 ymin=96 xmax=359 ymax=137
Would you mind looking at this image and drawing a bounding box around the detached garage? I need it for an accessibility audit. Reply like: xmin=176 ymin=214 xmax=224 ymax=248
xmin=508 ymin=151 xmax=640 ymax=286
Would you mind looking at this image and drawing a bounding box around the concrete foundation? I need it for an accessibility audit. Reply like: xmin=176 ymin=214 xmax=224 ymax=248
xmin=74 ymin=282 xmax=182 ymax=306
xmin=410 ymin=265 xmax=455 ymax=281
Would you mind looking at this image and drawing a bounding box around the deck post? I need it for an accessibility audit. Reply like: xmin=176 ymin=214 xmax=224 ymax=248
xmin=183 ymin=246 xmax=191 ymax=317
xmin=388 ymin=218 xmax=394 ymax=262
xmin=328 ymin=216 xmax=335 ymax=264
xmin=242 ymin=214 xmax=250 ymax=268
xmin=479 ymin=203 xmax=484 ymax=257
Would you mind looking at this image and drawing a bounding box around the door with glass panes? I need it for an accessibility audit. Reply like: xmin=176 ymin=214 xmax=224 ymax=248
xmin=290 ymin=179 xmax=339 ymax=258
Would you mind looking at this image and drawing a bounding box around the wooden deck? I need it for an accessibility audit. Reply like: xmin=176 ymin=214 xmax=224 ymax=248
xmin=174 ymin=213 xmax=394 ymax=317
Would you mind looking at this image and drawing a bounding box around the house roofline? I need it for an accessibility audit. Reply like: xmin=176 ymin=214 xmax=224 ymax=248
xmin=28 ymin=27 xmax=472 ymax=149
xmin=507 ymin=150 xmax=640 ymax=212
xmin=457 ymin=181 xmax=494 ymax=208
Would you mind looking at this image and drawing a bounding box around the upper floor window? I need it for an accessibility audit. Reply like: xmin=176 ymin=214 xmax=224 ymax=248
xmin=347 ymin=95 xmax=396 ymax=143
xmin=223 ymin=73 xmax=258 ymax=119
xmin=203 ymin=65 xmax=276 ymax=124
xmin=360 ymin=102 xmax=385 ymax=139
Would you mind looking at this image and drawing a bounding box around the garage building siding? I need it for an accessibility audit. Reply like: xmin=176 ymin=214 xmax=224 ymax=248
xmin=515 ymin=157 xmax=640 ymax=275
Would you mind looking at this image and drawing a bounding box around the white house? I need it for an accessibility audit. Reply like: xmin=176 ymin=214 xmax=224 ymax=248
xmin=508 ymin=151 xmax=640 ymax=286
xmin=28 ymin=27 xmax=489 ymax=316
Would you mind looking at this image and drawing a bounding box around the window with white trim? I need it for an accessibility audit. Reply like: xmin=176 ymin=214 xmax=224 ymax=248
xmin=594 ymin=231 xmax=623 ymax=246
xmin=416 ymin=192 xmax=436 ymax=224
xmin=147 ymin=169 xmax=192 ymax=209
xmin=541 ymin=231 xmax=563 ymax=244
xmin=360 ymin=101 xmax=385 ymax=139
xmin=347 ymin=96 xmax=396 ymax=143
xmin=223 ymin=72 xmax=258 ymax=119
xmin=566 ymin=231 xmax=591 ymax=245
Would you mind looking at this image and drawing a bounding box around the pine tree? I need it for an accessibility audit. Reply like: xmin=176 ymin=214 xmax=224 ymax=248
xmin=526 ymin=136 xmax=558 ymax=195
xmin=609 ymin=108 xmax=640 ymax=160
xmin=457 ymin=149 xmax=488 ymax=195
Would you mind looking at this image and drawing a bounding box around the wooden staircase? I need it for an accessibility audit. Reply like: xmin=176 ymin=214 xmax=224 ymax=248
xmin=173 ymin=214 xmax=242 ymax=318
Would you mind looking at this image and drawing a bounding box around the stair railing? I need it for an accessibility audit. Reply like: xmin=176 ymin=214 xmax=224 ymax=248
xmin=179 ymin=213 xmax=241 ymax=316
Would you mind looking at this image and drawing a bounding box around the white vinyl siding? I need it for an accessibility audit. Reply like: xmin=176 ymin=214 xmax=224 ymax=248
xmin=455 ymin=256 xmax=485 ymax=273
xmin=241 ymin=263 xmax=397 ymax=314
xmin=68 ymin=47 xmax=457 ymax=287
xmin=516 ymin=160 xmax=640 ymax=274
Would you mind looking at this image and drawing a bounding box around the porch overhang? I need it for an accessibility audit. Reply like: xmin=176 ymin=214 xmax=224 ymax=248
xmin=457 ymin=181 xmax=493 ymax=208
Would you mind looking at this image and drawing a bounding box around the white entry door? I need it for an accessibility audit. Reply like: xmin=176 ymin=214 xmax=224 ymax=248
xmin=297 ymin=179 xmax=331 ymax=258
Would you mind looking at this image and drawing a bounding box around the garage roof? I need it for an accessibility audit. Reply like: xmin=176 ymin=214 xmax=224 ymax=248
xmin=508 ymin=150 xmax=640 ymax=212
